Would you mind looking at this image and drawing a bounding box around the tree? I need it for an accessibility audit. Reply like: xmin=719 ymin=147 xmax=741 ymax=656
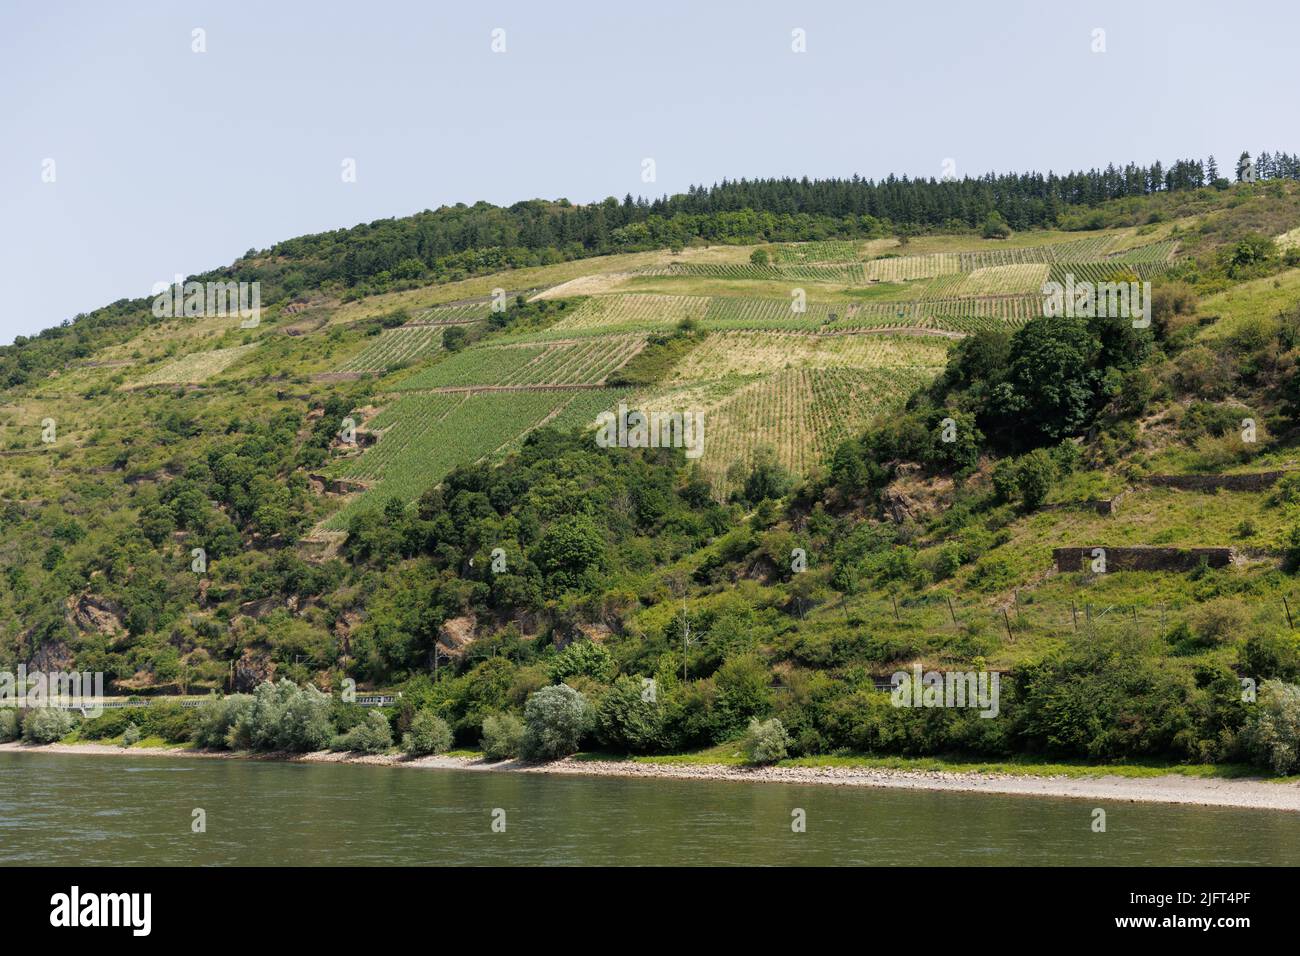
xmin=993 ymin=316 xmax=1100 ymax=444
xmin=1237 ymin=151 xmax=1253 ymax=182
xmin=1242 ymin=680 xmax=1300 ymax=774
xmin=533 ymin=514 xmax=605 ymax=589
xmin=521 ymin=684 xmax=589 ymax=760
xmin=750 ymin=248 xmax=769 ymax=266
xmin=481 ymin=713 xmax=525 ymax=760
xmin=1015 ymin=448 xmax=1056 ymax=510
xmin=401 ymin=711 xmax=452 ymax=756
xmin=981 ymin=212 xmax=1010 ymax=239
xmin=1206 ymin=155 xmax=1219 ymax=182
xmin=743 ymin=717 xmax=791 ymax=764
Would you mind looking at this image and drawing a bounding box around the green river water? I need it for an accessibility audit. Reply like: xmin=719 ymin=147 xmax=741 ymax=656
xmin=1 ymin=752 xmax=1296 ymax=866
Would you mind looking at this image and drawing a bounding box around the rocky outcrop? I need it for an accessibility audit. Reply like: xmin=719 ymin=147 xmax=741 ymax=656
xmin=66 ymin=594 xmax=125 ymax=636
xmin=26 ymin=639 xmax=75 ymax=673
xmin=234 ymin=647 xmax=276 ymax=691
xmin=437 ymin=615 xmax=478 ymax=658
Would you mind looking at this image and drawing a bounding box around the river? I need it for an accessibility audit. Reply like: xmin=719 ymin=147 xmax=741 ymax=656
xmin=1 ymin=752 xmax=1297 ymax=865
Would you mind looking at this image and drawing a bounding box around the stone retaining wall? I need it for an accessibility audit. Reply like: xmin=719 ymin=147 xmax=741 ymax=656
xmin=1053 ymin=546 xmax=1235 ymax=573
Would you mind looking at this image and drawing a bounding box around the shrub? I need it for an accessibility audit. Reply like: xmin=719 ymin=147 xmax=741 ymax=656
xmin=546 ymin=640 xmax=615 ymax=684
xmin=481 ymin=713 xmax=525 ymax=760
xmin=22 ymin=707 xmax=77 ymax=744
xmin=401 ymin=711 xmax=452 ymax=756
xmin=1189 ymin=599 xmax=1249 ymax=647
xmin=1242 ymin=680 xmax=1300 ymax=774
xmin=743 ymin=717 xmax=791 ymax=764
xmin=521 ymin=684 xmax=588 ymax=760
xmin=1015 ymin=449 xmax=1056 ymax=510
xmin=0 ymin=709 xmax=20 ymax=742
xmin=121 ymin=723 xmax=141 ymax=748
xmin=595 ymin=676 xmax=667 ymax=753
xmin=332 ymin=709 xmax=393 ymax=754
xmin=228 ymin=680 xmax=334 ymax=753
xmin=190 ymin=694 xmax=253 ymax=749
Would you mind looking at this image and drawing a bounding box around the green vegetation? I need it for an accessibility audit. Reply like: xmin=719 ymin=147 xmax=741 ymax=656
xmin=7 ymin=163 xmax=1300 ymax=780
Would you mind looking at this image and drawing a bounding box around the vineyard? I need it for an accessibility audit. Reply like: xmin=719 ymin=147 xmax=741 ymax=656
xmin=407 ymin=301 xmax=498 ymax=324
xmin=679 ymin=366 xmax=938 ymax=497
xmin=545 ymin=294 xmax=711 ymax=335
xmin=666 ymin=330 xmax=949 ymax=382
xmin=396 ymin=336 xmax=645 ymax=390
xmin=129 ymin=343 xmax=258 ymax=386
xmin=309 ymin=226 xmax=1188 ymax=516
xmin=335 ymin=326 xmax=443 ymax=373
xmin=770 ymin=240 xmax=862 ymax=263
xmin=323 ymin=389 xmax=621 ymax=527
xmin=863 ymin=253 xmax=962 ymax=282
xmin=703 ymin=296 xmax=841 ymax=329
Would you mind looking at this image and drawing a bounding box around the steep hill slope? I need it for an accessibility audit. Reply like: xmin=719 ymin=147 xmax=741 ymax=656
xmin=4 ymin=173 xmax=1300 ymax=773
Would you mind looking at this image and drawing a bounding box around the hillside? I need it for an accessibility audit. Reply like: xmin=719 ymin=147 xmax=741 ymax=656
xmin=5 ymin=166 xmax=1300 ymax=773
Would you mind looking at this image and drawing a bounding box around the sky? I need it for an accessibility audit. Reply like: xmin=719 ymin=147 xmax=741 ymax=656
xmin=1 ymin=0 xmax=1297 ymax=344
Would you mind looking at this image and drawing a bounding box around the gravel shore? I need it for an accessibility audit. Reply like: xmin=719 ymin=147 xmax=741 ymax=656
xmin=4 ymin=741 xmax=1298 ymax=811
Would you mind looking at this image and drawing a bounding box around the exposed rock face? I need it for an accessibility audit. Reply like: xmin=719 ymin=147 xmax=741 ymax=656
xmin=880 ymin=463 xmax=952 ymax=524
xmin=27 ymin=639 xmax=75 ymax=673
xmin=238 ymin=595 xmax=281 ymax=619
xmin=66 ymin=594 xmax=126 ymax=636
xmin=574 ymin=622 xmax=612 ymax=644
xmin=437 ymin=615 xmax=478 ymax=657
xmin=234 ymin=648 xmax=276 ymax=691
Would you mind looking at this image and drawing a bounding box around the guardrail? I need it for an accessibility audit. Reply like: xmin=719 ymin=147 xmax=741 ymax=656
xmin=29 ymin=692 xmax=401 ymax=713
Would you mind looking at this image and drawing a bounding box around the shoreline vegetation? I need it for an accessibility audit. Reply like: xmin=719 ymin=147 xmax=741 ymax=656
xmin=4 ymin=740 xmax=1298 ymax=812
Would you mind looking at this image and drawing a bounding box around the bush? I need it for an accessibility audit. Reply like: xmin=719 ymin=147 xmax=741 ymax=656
xmin=1189 ymin=599 xmax=1249 ymax=648
xmin=481 ymin=713 xmax=525 ymax=760
xmin=546 ymin=640 xmax=615 ymax=684
xmin=121 ymin=723 xmax=141 ymax=747
xmin=228 ymin=681 xmax=334 ymax=753
xmin=1242 ymin=680 xmax=1300 ymax=774
xmin=1015 ymin=449 xmax=1056 ymax=510
xmin=0 ymin=709 xmax=20 ymax=742
xmin=22 ymin=707 xmax=78 ymax=744
xmin=332 ymin=709 xmax=393 ymax=754
xmin=401 ymin=711 xmax=452 ymax=756
xmin=595 ymin=676 xmax=667 ymax=753
xmin=521 ymin=684 xmax=588 ymax=760
xmin=190 ymin=694 xmax=253 ymax=749
xmin=743 ymin=717 xmax=791 ymax=764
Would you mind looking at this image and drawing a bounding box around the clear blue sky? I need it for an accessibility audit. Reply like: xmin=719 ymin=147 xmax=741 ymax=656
xmin=1 ymin=0 xmax=1296 ymax=344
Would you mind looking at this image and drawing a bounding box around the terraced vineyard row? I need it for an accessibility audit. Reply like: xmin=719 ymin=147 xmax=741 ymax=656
xmin=130 ymin=344 xmax=258 ymax=387
xmin=643 ymin=262 xmax=865 ymax=283
xmin=863 ymin=253 xmax=962 ymax=282
xmin=839 ymin=296 xmax=1042 ymax=326
xmin=397 ymin=336 xmax=645 ymax=389
xmin=547 ymin=294 xmax=711 ymax=334
xmin=408 ymin=301 xmax=498 ymax=324
xmin=1105 ymin=238 xmax=1179 ymax=263
xmin=667 ymin=330 xmax=950 ymax=382
xmin=336 ymin=326 xmax=443 ymax=372
xmin=703 ymin=296 xmax=841 ymax=329
xmin=1046 ymin=260 xmax=1178 ymax=285
xmin=771 ymin=240 xmax=862 ymax=263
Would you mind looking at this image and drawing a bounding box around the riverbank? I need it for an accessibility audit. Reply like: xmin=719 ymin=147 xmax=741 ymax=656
xmin=4 ymin=740 xmax=1299 ymax=811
